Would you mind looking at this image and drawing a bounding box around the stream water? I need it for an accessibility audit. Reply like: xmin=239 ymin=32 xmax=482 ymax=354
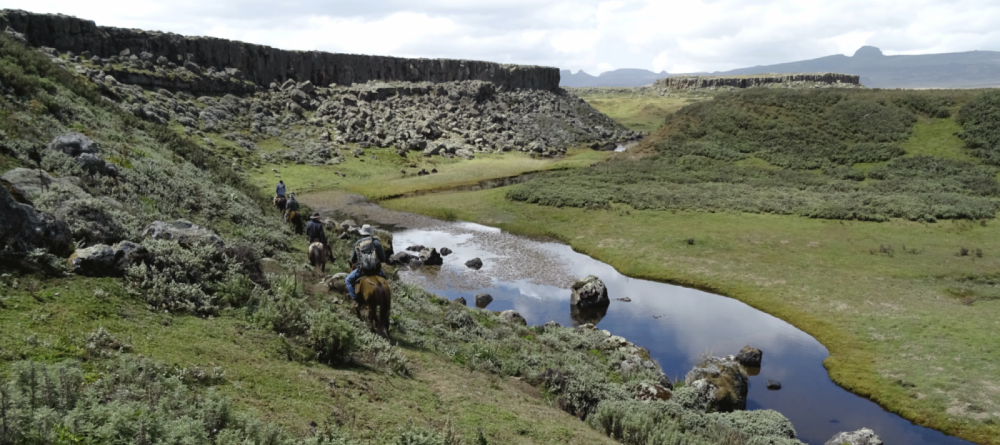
xmin=307 ymin=194 xmax=972 ymax=445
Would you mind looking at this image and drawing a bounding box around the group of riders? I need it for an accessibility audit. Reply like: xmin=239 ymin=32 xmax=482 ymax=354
xmin=275 ymin=180 xmax=388 ymax=311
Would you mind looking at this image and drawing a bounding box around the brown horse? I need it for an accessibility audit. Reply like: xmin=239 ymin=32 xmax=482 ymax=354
xmin=287 ymin=210 xmax=304 ymax=235
xmin=354 ymin=275 xmax=391 ymax=339
xmin=308 ymin=241 xmax=328 ymax=273
xmin=273 ymin=195 xmax=287 ymax=211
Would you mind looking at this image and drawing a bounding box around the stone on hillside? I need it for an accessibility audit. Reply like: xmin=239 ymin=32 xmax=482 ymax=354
xmin=475 ymin=293 xmax=493 ymax=308
xmin=440 ymin=247 xmax=452 ymax=256
xmin=1 ymin=168 xmax=88 ymax=201
xmin=113 ymin=241 xmax=152 ymax=270
xmin=418 ymin=247 xmax=442 ymax=266
xmin=465 ymin=257 xmax=483 ymax=270
xmin=824 ymin=428 xmax=882 ymax=445
xmin=544 ymin=320 xmax=561 ymax=328
xmin=453 ymin=296 xmax=467 ymax=306
xmin=635 ymin=382 xmax=672 ymax=402
xmin=571 ymin=275 xmax=610 ymax=308
xmin=1 ymin=181 xmax=73 ymax=256
xmin=67 ymin=244 xmax=116 ymax=276
xmin=142 ymin=219 xmax=224 ymax=248
xmin=322 ymin=272 xmax=349 ymax=292
xmin=48 ymin=132 xmax=99 ymax=157
xmin=499 ymin=310 xmax=526 ymax=325
xmin=455 ymin=148 xmax=475 ymax=160
xmin=735 ymin=345 xmax=763 ymax=367
xmin=684 ymin=355 xmax=749 ymax=412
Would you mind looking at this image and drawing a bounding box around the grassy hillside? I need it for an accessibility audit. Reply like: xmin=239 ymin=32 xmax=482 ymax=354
xmin=567 ymin=88 xmax=702 ymax=133
xmin=0 ymin=34 xmax=813 ymax=445
xmin=383 ymin=88 xmax=1000 ymax=444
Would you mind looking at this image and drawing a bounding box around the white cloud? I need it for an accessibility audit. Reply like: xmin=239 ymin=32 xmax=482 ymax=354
xmin=5 ymin=0 xmax=1000 ymax=75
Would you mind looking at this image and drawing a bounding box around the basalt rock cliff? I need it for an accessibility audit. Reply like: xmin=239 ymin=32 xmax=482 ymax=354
xmin=0 ymin=9 xmax=559 ymax=91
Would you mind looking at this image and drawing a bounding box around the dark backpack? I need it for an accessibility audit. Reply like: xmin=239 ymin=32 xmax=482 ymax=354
xmin=354 ymin=237 xmax=381 ymax=273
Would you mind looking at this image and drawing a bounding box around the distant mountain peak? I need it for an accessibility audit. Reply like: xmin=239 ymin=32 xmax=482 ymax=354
xmin=853 ymin=46 xmax=884 ymax=58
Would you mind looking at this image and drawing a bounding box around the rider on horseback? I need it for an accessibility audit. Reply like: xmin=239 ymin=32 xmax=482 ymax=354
xmin=306 ymin=212 xmax=332 ymax=254
xmin=284 ymin=193 xmax=300 ymax=222
xmin=275 ymin=180 xmax=286 ymax=198
xmin=346 ymin=224 xmax=387 ymax=305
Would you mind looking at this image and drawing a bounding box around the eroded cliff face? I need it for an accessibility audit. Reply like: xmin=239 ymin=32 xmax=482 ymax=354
xmin=0 ymin=9 xmax=560 ymax=91
xmin=654 ymin=73 xmax=861 ymax=89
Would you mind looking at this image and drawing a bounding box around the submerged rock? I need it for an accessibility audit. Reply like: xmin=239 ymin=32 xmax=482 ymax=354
xmin=465 ymin=257 xmax=483 ymax=270
xmin=766 ymin=379 xmax=782 ymax=390
xmin=735 ymin=345 xmax=763 ymax=367
xmin=440 ymin=247 xmax=452 ymax=256
xmin=418 ymin=247 xmax=442 ymax=266
xmin=571 ymin=275 xmax=609 ymax=308
xmin=824 ymin=428 xmax=882 ymax=445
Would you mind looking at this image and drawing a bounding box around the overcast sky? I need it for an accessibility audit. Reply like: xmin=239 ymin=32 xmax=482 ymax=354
xmin=5 ymin=0 xmax=999 ymax=75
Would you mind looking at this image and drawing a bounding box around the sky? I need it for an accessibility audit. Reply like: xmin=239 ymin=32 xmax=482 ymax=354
xmin=4 ymin=0 xmax=1000 ymax=75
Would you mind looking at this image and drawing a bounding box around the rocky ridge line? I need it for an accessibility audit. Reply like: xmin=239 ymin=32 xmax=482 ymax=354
xmin=0 ymin=9 xmax=559 ymax=91
xmin=654 ymin=73 xmax=862 ymax=90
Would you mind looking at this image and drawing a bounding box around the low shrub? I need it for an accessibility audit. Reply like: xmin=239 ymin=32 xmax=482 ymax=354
xmin=307 ymin=308 xmax=357 ymax=364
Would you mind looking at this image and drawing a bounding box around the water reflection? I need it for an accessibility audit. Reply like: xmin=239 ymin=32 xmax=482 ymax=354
xmin=391 ymin=222 xmax=972 ymax=445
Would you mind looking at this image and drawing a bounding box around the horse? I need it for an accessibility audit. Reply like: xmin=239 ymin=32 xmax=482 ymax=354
xmin=287 ymin=210 xmax=304 ymax=235
xmin=308 ymin=241 xmax=328 ymax=273
xmin=273 ymin=195 xmax=287 ymax=211
xmin=354 ymin=273 xmax=392 ymax=339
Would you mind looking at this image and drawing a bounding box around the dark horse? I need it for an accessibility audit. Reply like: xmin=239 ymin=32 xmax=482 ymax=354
xmin=353 ymin=273 xmax=392 ymax=339
xmin=287 ymin=210 xmax=304 ymax=235
xmin=273 ymin=195 xmax=287 ymax=211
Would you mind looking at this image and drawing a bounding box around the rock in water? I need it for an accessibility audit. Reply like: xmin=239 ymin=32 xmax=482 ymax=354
xmin=465 ymin=257 xmax=483 ymax=270
xmin=475 ymin=293 xmax=493 ymax=308
xmin=142 ymin=219 xmax=224 ymax=248
xmin=824 ymin=428 xmax=882 ymax=445
xmin=735 ymin=345 xmax=763 ymax=367
xmin=499 ymin=310 xmax=526 ymax=325
xmin=389 ymin=251 xmax=414 ymax=265
xmin=570 ymin=275 xmax=610 ymax=308
xmin=684 ymin=355 xmax=750 ymax=412
xmin=418 ymin=247 xmax=443 ymax=266
xmin=453 ymin=297 xmax=467 ymax=306
xmin=440 ymin=247 xmax=452 ymax=256
xmin=766 ymin=379 xmax=782 ymax=390
xmin=405 ymin=245 xmax=425 ymax=252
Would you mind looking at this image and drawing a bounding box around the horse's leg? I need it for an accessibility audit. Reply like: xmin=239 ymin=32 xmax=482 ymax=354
xmin=380 ymin=292 xmax=391 ymax=339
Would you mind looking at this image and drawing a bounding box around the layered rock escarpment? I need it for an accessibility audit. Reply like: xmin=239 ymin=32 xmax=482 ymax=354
xmin=0 ymin=9 xmax=559 ymax=91
xmin=654 ymin=73 xmax=861 ymax=90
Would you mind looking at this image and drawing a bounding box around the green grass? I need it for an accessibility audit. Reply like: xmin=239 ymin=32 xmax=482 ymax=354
xmin=381 ymin=186 xmax=1000 ymax=445
xmin=0 ymin=273 xmax=618 ymax=444
xmin=901 ymin=117 xmax=978 ymax=162
xmin=576 ymin=94 xmax=696 ymax=132
xmin=248 ymin=146 xmax=610 ymax=200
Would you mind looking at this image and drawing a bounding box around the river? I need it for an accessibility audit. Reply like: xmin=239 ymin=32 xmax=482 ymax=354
xmin=304 ymin=191 xmax=971 ymax=445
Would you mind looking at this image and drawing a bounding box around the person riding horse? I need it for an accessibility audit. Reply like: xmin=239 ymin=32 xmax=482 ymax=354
xmin=275 ymin=180 xmax=286 ymax=198
xmin=284 ymin=193 xmax=304 ymax=235
xmin=305 ymin=212 xmax=333 ymax=265
xmin=345 ymin=224 xmax=387 ymax=305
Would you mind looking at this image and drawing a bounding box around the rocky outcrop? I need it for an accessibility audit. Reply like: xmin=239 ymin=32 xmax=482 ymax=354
xmin=571 ymin=275 xmax=610 ymax=308
xmin=0 ymin=9 xmax=559 ymax=91
xmin=684 ymin=355 xmax=750 ymax=413
xmin=142 ymin=219 xmax=224 ymax=247
xmin=824 ymin=428 xmax=882 ymax=445
xmin=1 ymin=178 xmax=73 ymax=256
xmin=47 ymin=133 xmax=119 ymax=176
xmin=654 ymin=73 xmax=861 ymax=90
xmin=499 ymin=310 xmax=526 ymax=325
xmin=475 ymin=293 xmax=493 ymax=308
xmin=1 ymin=168 xmax=87 ymax=200
xmin=735 ymin=345 xmax=763 ymax=367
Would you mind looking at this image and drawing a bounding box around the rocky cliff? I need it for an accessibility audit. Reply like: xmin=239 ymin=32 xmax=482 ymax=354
xmin=654 ymin=73 xmax=861 ymax=89
xmin=0 ymin=9 xmax=560 ymax=91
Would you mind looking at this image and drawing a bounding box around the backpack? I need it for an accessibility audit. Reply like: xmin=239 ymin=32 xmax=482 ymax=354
xmin=354 ymin=237 xmax=381 ymax=274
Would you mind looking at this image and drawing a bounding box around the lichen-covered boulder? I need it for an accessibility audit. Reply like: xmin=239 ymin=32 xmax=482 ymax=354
xmin=418 ymin=247 xmax=442 ymax=266
xmin=1 ymin=179 xmax=73 ymax=256
xmin=142 ymin=219 xmax=224 ymax=248
xmin=67 ymin=244 xmax=116 ymax=276
xmin=571 ymin=275 xmax=609 ymax=308
xmin=635 ymin=382 xmax=672 ymax=402
xmin=735 ymin=345 xmax=763 ymax=367
xmin=499 ymin=310 xmax=526 ymax=325
xmin=685 ymin=355 xmax=750 ymax=412
xmin=1 ymin=168 xmax=88 ymax=201
xmin=824 ymin=428 xmax=882 ymax=445
xmin=48 ymin=132 xmax=99 ymax=157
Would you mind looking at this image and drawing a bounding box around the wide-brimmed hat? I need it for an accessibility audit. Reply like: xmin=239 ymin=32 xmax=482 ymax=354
xmin=358 ymin=224 xmax=374 ymax=236
xmin=310 ymin=212 xmax=321 ymax=220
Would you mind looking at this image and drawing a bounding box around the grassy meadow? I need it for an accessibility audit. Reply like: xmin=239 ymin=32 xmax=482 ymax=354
xmin=568 ymin=88 xmax=708 ymax=132
xmin=375 ymin=88 xmax=1000 ymax=444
